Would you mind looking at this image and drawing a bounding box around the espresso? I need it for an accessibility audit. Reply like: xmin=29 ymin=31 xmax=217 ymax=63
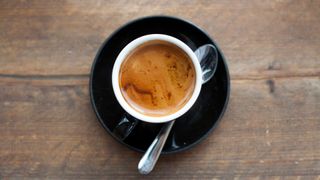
xmin=119 ymin=41 xmax=195 ymax=117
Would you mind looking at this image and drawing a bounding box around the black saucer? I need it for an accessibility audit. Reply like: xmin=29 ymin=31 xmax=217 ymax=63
xmin=90 ymin=16 xmax=230 ymax=154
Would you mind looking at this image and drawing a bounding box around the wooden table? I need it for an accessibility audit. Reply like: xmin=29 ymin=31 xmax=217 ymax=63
xmin=1 ymin=0 xmax=319 ymax=179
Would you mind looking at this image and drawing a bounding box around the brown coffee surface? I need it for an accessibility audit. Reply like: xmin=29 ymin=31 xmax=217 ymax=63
xmin=119 ymin=41 xmax=195 ymax=117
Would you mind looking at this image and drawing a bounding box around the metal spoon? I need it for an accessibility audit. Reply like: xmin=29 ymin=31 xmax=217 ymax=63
xmin=138 ymin=120 xmax=175 ymax=174
xmin=138 ymin=44 xmax=219 ymax=174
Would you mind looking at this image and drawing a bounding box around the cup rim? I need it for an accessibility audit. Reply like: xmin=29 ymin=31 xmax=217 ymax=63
xmin=112 ymin=34 xmax=202 ymax=123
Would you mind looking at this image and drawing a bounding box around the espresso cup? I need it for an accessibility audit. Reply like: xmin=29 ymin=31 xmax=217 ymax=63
xmin=111 ymin=34 xmax=218 ymax=139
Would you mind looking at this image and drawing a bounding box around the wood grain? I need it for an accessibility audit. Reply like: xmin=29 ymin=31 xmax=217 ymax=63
xmin=0 ymin=0 xmax=319 ymax=179
xmin=0 ymin=0 xmax=319 ymax=78
xmin=0 ymin=77 xmax=319 ymax=179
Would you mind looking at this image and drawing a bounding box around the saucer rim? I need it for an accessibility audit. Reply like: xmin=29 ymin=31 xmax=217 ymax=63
xmin=89 ymin=15 xmax=230 ymax=154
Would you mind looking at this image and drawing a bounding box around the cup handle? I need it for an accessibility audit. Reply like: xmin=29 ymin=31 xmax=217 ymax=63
xmin=113 ymin=114 xmax=138 ymax=140
xmin=194 ymin=44 xmax=219 ymax=84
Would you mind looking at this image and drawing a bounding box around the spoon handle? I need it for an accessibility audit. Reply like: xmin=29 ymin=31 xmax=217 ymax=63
xmin=138 ymin=120 xmax=175 ymax=174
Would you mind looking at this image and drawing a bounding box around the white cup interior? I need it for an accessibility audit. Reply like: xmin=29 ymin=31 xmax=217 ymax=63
xmin=112 ymin=34 xmax=202 ymax=123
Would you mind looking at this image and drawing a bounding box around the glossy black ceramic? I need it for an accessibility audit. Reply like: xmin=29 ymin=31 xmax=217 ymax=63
xmin=90 ymin=16 xmax=230 ymax=154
